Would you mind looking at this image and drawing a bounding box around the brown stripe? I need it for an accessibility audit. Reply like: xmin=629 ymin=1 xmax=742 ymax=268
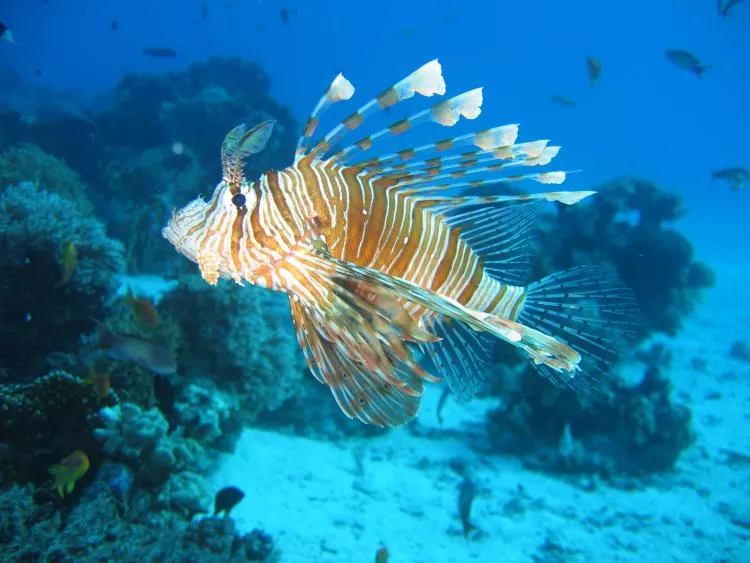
xmin=341 ymin=166 xmax=365 ymax=260
xmin=377 ymin=87 xmax=400 ymax=108
xmin=508 ymin=293 xmax=526 ymax=320
xmin=230 ymin=206 xmax=247 ymax=271
xmin=343 ymin=112 xmax=363 ymax=130
xmin=397 ymin=148 xmax=416 ymax=160
xmin=303 ymin=117 xmax=319 ymax=137
xmin=355 ymin=137 xmax=373 ymax=151
xmin=485 ymin=285 xmax=508 ymax=313
xmin=457 ymin=258 xmax=483 ymax=305
xmin=389 ymin=119 xmax=411 ymax=135
xmin=435 ymin=139 xmax=453 ymax=152
xmin=430 ymin=224 xmax=459 ymax=291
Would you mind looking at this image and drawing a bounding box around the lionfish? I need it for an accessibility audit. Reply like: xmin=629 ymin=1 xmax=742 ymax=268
xmin=163 ymin=60 xmax=638 ymax=427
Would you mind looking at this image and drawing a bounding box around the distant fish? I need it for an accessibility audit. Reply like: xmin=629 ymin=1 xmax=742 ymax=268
xmin=0 ymin=21 xmax=14 ymax=42
xmin=375 ymin=546 xmax=390 ymax=563
xmin=214 ymin=486 xmax=245 ymax=517
xmin=718 ymin=0 xmax=745 ymax=16
xmin=436 ymin=386 xmax=450 ymax=426
xmin=458 ymin=476 xmax=479 ymax=539
xmin=201 ymin=0 xmax=208 ymax=19
xmin=665 ymin=49 xmax=710 ymax=79
xmin=92 ymin=319 xmax=177 ymax=375
xmin=111 ymin=20 xmax=118 ymax=31
xmin=586 ymin=56 xmax=601 ymax=86
xmin=280 ymin=7 xmax=289 ymax=23
xmin=712 ymin=167 xmax=749 ymax=191
xmin=55 ymin=241 xmax=77 ymax=288
xmin=551 ymin=95 xmax=576 ymax=107
xmin=48 ymin=450 xmax=90 ymax=498
xmin=143 ymin=47 xmax=178 ymax=58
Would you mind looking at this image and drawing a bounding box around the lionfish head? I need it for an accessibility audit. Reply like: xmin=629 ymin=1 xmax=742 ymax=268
xmin=161 ymin=176 xmax=258 ymax=266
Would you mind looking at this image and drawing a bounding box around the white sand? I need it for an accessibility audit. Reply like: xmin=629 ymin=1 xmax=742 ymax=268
xmin=206 ymin=263 xmax=750 ymax=563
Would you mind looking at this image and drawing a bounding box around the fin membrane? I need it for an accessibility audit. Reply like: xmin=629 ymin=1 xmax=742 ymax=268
xmin=420 ymin=316 xmax=496 ymax=402
xmin=517 ymin=266 xmax=640 ymax=391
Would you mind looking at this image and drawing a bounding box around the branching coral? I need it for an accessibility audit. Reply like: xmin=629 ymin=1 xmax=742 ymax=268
xmin=0 ymin=183 xmax=125 ymax=379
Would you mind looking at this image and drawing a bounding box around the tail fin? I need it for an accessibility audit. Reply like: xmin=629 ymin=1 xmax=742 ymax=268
xmin=517 ymin=266 xmax=640 ymax=391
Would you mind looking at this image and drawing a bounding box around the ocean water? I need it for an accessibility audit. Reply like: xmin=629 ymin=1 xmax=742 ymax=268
xmin=1 ymin=1 xmax=749 ymax=562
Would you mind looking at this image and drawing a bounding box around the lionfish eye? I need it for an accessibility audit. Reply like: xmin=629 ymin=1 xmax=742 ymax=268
xmin=231 ymin=193 xmax=246 ymax=208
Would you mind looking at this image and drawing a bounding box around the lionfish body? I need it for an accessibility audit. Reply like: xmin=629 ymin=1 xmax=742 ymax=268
xmin=163 ymin=60 xmax=638 ymax=427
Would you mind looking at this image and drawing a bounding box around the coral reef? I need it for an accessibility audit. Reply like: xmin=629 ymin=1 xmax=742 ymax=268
xmin=0 ymin=143 xmax=93 ymax=213
xmin=0 ymin=484 xmax=275 ymax=562
xmin=537 ymin=176 xmax=715 ymax=336
xmin=0 ymin=370 xmax=113 ymax=488
xmin=158 ymin=276 xmax=307 ymax=430
xmin=0 ymin=182 xmax=125 ymax=380
xmin=486 ymin=364 xmax=695 ymax=481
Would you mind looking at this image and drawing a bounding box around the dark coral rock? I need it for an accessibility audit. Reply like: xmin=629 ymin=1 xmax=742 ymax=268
xmin=0 ymin=183 xmax=124 ymax=380
xmin=0 ymin=484 xmax=274 ymax=562
xmin=0 ymin=370 xmax=111 ymax=490
xmin=486 ymin=366 xmax=695 ymax=479
xmin=729 ymin=341 xmax=750 ymax=363
xmin=537 ymin=176 xmax=715 ymax=336
xmin=183 ymin=517 xmax=274 ymax=561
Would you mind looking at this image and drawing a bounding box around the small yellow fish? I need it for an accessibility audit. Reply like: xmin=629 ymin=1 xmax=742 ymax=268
xmin=55 ymin=241 xmax=77 ymax=288
xmin=48 ymin=450 xmax=90 ymax=498
xmin=118 ymin=287 xmax=159 ymax=327
xmin=83 ymin=367 xmax=111 ymax=398
xmin=586 ymin=56 xmax=601 ymax=86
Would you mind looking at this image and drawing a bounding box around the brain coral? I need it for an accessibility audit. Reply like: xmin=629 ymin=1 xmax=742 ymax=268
xmin=0 ymin=183 xmax=125 ymax=380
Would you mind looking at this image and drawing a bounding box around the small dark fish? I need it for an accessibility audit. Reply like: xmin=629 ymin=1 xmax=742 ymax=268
xmin=111 ymin=20 xmax=118 ymax=31
xmin=665 ymin=49 xmax=710 ymax=79
xmin=586 ymin=56 xmax=601 ymax=87
xmin=92 ymin=319 xmax=177 ymax=375
xmin=280 ymin=7 xmax=289 ymax=23
xmin=1 ymin=22 xmax=14 ymax=43
xmin=375 ymin=546 xmax=390 ymax=563
xmin=551 ymin=95 xmax=576 ymax=107
xmin=436 ymin=386 xmax=450 ymax=426
xmin=200 ymin=0 xmax=208 ymax=19
xmin=34 ymin=68 xmax=43 ymax=77
xmin=458 ymin=476 xmax=478 ymax=539
xmin=712 ymin=167 xmax=749 ymax=191
xmin=718 ymin=0 xmax=745 ymax=16
xmin=214 ymin=486 xmax=245 ymax=516
xmin=143 ymin=47 xmax=178 ymax=58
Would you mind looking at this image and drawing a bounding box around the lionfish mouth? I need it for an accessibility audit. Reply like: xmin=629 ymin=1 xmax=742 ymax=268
xmin=161 ymin=202 xmax=206 ymax=265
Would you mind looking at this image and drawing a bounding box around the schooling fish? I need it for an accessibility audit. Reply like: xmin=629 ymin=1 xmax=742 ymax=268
xmin=143 ymin=47 xmax=178 ymax=58
xmin=586 ymin=56 xmax=601 ymax=86
xmin=712 ymin=167 xmax=749 ymax=191
xmin=665 ymin=49 xmax=710 ymax=79
xmin=718 ymin=0 xmax=745 ymax=16
xmin=0 ymin=22 xmax=14 ymax=42
xmin=551 ymin=95 xmax=576 ymax=107
xmin=92 ymin=319 xmax=177 ymax=375
xmin=162 ymin=59 xmax=638 ymax=428
xmin=118 ymin=287 xmax=159 ymax=327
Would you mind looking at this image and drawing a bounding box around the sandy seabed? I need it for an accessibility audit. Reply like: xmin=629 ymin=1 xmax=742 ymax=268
xmin=204 ymin=262 xmax=750 ymax=563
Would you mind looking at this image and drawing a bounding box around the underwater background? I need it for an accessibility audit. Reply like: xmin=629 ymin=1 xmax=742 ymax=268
xmin=0 ymin=0 xmax=748 ymax=561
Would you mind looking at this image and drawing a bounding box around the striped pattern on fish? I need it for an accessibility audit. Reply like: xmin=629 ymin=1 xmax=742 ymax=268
xmin=163 ymin=59 xmax=639 ymax=427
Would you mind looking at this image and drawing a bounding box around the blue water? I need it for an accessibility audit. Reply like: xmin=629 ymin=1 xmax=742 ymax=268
xmin=2 ymin=1 xmax=749 ymax=561
xmin=4 ymin=1 xmax=748 ymax=258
